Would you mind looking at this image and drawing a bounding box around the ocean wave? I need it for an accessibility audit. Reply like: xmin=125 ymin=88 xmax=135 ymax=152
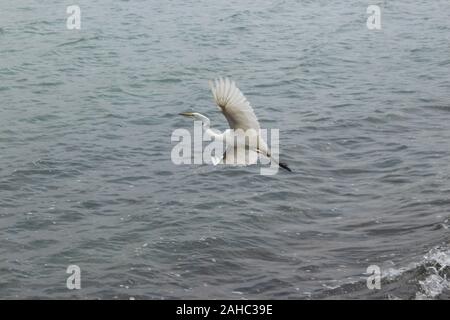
xmin=319 ymin=245 xmax=450 ymax=299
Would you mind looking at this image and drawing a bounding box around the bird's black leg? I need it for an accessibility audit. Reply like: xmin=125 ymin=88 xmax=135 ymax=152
xmin=221 ymin=150 xmax=227 ymax=164
xmin=278 ymin=162 xmax=292 ymax=172
xmin=256 ymin=149 xmax=292 ymax=172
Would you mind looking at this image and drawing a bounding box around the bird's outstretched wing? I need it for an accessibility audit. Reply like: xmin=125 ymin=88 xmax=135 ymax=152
xmin=209 ymin=77 xmax=260 ymax=131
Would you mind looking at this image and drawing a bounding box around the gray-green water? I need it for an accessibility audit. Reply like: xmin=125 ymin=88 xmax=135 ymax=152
xmin=0 ymin=0 xmax=449 ymax=299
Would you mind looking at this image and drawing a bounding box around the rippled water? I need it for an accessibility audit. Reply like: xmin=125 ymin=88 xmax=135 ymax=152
xmin=1 ymin=0 xmax=449 ymax=299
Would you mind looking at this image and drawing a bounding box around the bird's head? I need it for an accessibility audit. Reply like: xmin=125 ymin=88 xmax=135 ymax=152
xmin=179 ymin=112 xmax=199 ymax=119
xmin=179 ymin=112 xmax=209 ymax=125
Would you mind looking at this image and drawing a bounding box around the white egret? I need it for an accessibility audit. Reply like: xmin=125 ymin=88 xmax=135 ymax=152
xmin=180 ymin=77 xmax=291 ymax=172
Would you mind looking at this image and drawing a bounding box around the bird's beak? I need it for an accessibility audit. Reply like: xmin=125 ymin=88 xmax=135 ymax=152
xmin=179 ymin=112 xmax=194 ymax=117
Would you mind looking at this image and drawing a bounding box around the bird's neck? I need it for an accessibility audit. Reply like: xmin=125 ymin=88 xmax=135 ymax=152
xmin=195 ymin=114 xmax=210 ymax=129
xmin=194 ymin=114 xmax=225 ymax=141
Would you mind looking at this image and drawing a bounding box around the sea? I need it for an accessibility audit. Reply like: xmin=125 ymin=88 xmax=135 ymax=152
xmin=0 ymin=0 xmax=449 ymax=299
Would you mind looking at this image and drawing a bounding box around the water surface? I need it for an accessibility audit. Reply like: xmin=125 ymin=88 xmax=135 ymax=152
xmin=0 ymin=0 xmax=449 ymax=299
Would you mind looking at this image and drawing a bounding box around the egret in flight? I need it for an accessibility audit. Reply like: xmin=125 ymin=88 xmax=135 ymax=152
xmin=180 ymin=77 xmax=291 ymax=172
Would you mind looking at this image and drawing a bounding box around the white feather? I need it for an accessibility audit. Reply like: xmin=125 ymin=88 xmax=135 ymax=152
xmin=209 ymin=77 xmax=261 ymax=131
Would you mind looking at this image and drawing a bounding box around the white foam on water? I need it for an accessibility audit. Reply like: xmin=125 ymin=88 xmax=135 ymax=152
xmin=416 ymin=274 xmax=449 ymax=300
xmin=383 ymin=265 xmax=409 ymax=281
xmin=415 ymin=246 xmax=450 ymax=300
xmin=377 ymin=246 xmax=450 ymax=299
